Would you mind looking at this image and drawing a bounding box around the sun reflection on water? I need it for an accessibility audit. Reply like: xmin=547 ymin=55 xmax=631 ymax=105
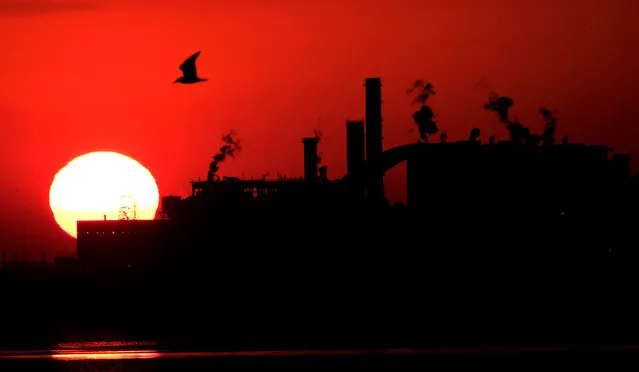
xmin=51 ymin=350 xmax=161 ymax=360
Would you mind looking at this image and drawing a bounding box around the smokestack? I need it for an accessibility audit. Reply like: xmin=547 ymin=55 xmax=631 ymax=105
xmin=319 ymin=165 xmax=328 ymax=181
xmin=303 ymin=137 xmax=319 ymax=181
xmin=365 ymin=77 xmax=384 ymax=200
xmin=346 ymin=121 xmax=365 ymax=176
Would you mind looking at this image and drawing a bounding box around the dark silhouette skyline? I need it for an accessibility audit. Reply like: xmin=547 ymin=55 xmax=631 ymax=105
xmin=2 ymin=77 xmax=639 ymax=356
xmin=2 ymin=0 xmax=637 ymax=260
xmin=1 ymin=2 xmax=639 ymax=369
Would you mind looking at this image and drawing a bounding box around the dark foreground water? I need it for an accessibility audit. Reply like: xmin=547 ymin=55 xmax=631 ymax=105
xmin=2 ymin=343 xmax=639 ymax=371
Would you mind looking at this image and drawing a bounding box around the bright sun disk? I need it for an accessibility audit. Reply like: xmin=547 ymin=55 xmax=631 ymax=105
xmin=49 ymin=152 xmax=159 ymax=238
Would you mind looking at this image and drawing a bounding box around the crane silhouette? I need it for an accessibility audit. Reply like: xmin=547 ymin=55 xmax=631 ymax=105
xmin=174 ymin=51 xmax=207 ymax=84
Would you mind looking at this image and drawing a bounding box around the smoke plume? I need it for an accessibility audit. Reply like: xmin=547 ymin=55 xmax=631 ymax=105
xmin=408 ymin=80 xmax=436 ymax=105
xmin=539 ymin=107 xmax=558 ymax=145
xmin=484 ymin=92 xmax=530 ymax=143
xmin=314 ymin=129 xmax=323 ymax=165
xmin=469 ymin=128 xmax=481 ymax=141
xmin=406 ymin=79 xmax=424 ymax=94
xmin=207 ymin=131 xmax=242 ymax=181
xmin=408 ymin=80 xmax=438 ymax=142
xmin=484 ymin=93 xmax=512 ymax=122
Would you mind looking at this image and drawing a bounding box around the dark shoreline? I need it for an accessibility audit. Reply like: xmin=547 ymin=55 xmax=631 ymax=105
xmin=2 ymin=240 xmax=638 ymax=353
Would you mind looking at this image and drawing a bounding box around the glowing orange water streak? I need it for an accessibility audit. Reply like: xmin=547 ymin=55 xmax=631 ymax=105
xmin=51 ymin=350 xmax=161 ymax=360
xmin=2 ymin=346 xmax=639 ymax=361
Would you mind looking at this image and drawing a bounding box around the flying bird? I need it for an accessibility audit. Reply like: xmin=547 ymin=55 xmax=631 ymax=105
xmin=174 ymin=51 xmax=207 ymax=84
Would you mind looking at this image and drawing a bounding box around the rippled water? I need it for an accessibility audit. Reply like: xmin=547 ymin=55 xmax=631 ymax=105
xmin=2 ymin=342 xmax=639 ymax=371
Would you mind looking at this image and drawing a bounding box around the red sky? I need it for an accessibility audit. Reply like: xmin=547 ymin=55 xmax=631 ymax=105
xmin=1 ymin=0 xmax=637 ymax=258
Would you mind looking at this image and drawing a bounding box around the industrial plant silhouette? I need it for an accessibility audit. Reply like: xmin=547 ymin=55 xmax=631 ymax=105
xmin=1 ymin=77 xmax=639 ymax=352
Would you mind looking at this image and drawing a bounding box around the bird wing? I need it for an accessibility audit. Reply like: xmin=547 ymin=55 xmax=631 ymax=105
xmin=179 ymin=51 xmax=201 ymax=77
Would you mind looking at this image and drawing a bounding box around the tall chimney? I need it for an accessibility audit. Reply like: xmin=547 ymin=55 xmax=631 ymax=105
xmin=303 ymin=137 xmax=319 ymax=181
xmin=346 ymin=120 xmax=365 ymax=176
xmin=365 ymin=78 xmax=384 ymax=200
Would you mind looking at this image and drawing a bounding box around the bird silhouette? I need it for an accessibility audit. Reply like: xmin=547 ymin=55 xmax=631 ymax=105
xmin=174 ymin=51 xmax=207 ymax=84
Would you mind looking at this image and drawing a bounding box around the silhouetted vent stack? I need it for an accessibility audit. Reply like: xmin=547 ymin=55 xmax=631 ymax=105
xmin=319 ymin=165 xmax=328 ymax=180
xmin=346 ymin=120 xmax=366 ymax=197
xmin=303 ymin=137 xmax=319 ymax=182
xmin=365 ymin=77 xmax=384 ymax=200
xmin=346 ymin=121 xmax=365 ymax=177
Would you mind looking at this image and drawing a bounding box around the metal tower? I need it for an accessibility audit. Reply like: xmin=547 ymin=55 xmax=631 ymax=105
xmin=118 ymin=194 xmax=138 ymax=220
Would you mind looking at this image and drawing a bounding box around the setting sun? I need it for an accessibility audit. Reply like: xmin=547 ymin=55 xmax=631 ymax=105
xmin=49 ymin=152 xmax=159 ymax=238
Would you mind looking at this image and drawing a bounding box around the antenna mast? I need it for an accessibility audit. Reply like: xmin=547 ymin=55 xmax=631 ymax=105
xmin=118 ymin=194 xmax=138 ymax=221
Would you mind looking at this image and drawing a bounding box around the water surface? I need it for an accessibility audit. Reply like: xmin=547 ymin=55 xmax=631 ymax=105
xmin=2 ymin=342 xmax=639 ymax=371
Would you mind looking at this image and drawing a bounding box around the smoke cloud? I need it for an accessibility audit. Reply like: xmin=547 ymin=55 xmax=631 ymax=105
xmin=540 ymin=107 xmax=559 ymax=145
xmin=408 ymin=80 xmax=438 ymax=142
xmin=469 ymin=128 xmax=481 ymax=141
xmin=314 ymin=129 xmax=323 ymax=165
xmin=484 ymin=92 xmax=530 ymax=143
xmin=406 ymin=80 xmax=424 ymax=94
xmin=314 ymin=129 xmax=322 ymax=144
xmin=207 ymin=131 xmax=242 ymax=181
xmin=408 ymin=80 xmax=436 ymax=105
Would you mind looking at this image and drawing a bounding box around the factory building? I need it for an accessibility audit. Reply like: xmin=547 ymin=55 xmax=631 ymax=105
xmin=75 ymin=77 xmax=635 ymax=270
xmin=77 ymin=220 xmax=179 ymax=269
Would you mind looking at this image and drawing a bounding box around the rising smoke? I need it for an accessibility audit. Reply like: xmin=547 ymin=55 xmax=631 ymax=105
xmin=483 ymin=93 xmax=531 ymax=143
xmin=207 ymin=131 xmax=242 ymax=181
xmin=314 ymin=129 xmax=323 ymax=165
xmin=408 ymin=80 xmax=438 ymax=142
xmin=540 ymin=107 xmax=559 ymax=145
xmin=484 ymin=93 xmax=560 ymax=145
xmin=469 ymin=128 xmax=481 ymax=142
xmin=407 ymin=79 xmax=437 ymax=105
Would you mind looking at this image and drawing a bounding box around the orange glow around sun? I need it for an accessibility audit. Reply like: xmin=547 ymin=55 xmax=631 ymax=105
xmin=49 ymin=152 xmax=160 ymax=238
